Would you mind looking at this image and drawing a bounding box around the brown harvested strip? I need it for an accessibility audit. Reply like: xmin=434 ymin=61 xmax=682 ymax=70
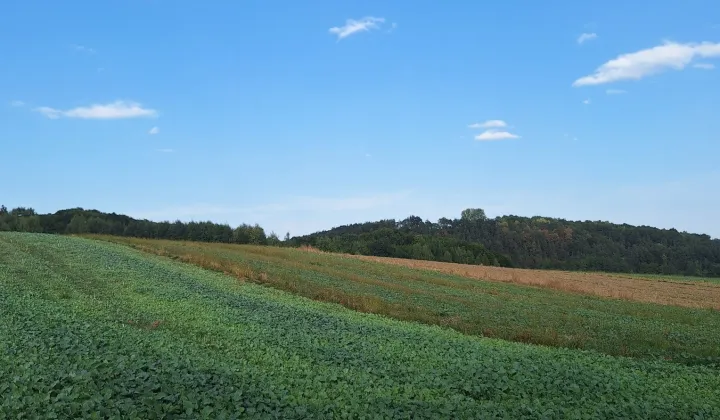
xmin=342 ymin=254 xmax=720 ymax=310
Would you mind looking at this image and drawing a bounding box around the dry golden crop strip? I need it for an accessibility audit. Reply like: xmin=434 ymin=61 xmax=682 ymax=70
xmin=89 ymin=235 xmax=720 ymax=364
xmin=346 ymin=254 xmax=720 ymax=310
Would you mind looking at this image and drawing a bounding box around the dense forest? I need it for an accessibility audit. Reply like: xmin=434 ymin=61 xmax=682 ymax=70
xmin=0 ymin=206 xmax=282 ymax=246
xmin=3 ymin=205 xmax=720 ymax=277
xmin=290 ymin=208 xmax=720 ymax=277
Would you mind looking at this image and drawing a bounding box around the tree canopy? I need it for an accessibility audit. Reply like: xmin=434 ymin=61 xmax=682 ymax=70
xmin=290 ymin=209 xmax=720 ymax=277
xmin=3 ymin=205 xmax=719 ymax=277
xmin=0 ymin=206 xmax=270 ymax=245
xmin=461 ymin=208 xmax=487 ymax=222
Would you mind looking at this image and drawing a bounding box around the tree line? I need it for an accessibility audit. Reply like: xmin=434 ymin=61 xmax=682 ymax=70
xmin=3 ymin=205 xmax=719 ymax=277
xmin=290 ymin=208 xmax=720 ymax=277
xmin=0 ymin=206 xmax=282 ymax=246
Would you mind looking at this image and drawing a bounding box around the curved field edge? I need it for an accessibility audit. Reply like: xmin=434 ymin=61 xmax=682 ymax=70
xmin=1 ymin=232 xmax=719 ymax=418
xmin=87 ymin=234 xmax=720 ymax=365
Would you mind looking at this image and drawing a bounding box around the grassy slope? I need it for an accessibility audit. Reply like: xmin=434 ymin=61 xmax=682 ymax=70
xmin=1 ymin=232 xmax=720 ymax=419
xmin=343 ymin=253 xmax=720 ymax=309
xmin=91 ymin=235 xmax=720 ymax=365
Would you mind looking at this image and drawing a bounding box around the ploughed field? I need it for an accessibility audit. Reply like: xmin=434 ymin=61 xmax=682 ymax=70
xmin=2 ymin=232 xmax=719 ymax=418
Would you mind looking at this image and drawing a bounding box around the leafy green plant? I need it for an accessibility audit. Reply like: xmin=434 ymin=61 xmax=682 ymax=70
xmin=94 ymin=235 xmax=720 ymax=364
xmin=2 ymin=232 xmax=719 ymax=418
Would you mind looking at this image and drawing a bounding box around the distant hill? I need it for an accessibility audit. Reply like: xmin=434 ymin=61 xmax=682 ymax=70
xmin=3 ymin=205 xmax=719 ymax=277
xmin=290 ymin=208 xmax=720 ymax=277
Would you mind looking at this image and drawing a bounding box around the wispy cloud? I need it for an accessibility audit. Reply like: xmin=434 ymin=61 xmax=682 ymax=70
xmin=469 ymin=119 xmax=520 ymax=141
xmin=329 ymin=17 xmax=386 ymax=40
xmin=10 ymin=100 xmax=25 ymax=107
xmin=577 ymin=33 xmax=598 ymax=45
xmin=128 ymin=177 xmax=720 ymax=239
xmin=693 ymin=62 xmax=715 ymax=70
xmin=573 ymin=41 xmax=720 ymax=86
xmin=583 ymin=99 xmax=591 ymax=105
xmin=35 ymin=100 xmax=157 ymax=119
xmin=475 ymin=130 xmax=520 ymax=141
xmin=606 ymin=89 xmax=627 ymax=95
xmin=288 ymin=191 xmax=412 ymax=212
xmin=148 ymin=126 xmax=160 ymax=135
xmin=132 ymin=190 xmax=413 ymax=221
xmin=35 ymin=107 xmax=63 ymax=119
xmin=71 ymin=44 xmax=96 ymax=54
xmin=468 ymin=120 xmax=507 ymax=129
xmin=156 ymin=148 xmax=174 ymax=153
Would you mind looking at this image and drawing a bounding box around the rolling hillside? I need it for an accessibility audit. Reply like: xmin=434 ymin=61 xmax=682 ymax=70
xmin=1 ymin=232 xmax=719 ymax=418
xmin=92 ymin=235 xmax=720 ymax=364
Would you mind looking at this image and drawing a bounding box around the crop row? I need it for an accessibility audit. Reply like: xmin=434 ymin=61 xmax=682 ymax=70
xmin=1 ymin=232 xmax=719 ymax=418
xmin=93 ymin=235 xmax=720 ymax=364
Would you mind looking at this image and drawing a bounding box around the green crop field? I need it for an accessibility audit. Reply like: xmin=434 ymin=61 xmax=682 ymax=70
xmin=90 ymin=235 xmax=720 ymax=365
xmin=2 ymin=233 xmax=720 ymax=418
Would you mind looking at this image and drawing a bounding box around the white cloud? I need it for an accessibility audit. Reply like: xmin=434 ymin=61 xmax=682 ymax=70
xmin=606 ymin=89 xmax=627 ymax=95
xmin=36 ymin=107 xmax=63 ymax=119
xmin=577 ymin=33 xmax=598 ymax=44
xmin=583 ymin=99 xmax=591 ymax=105
xmin=693 ymin=63 xmax=715 ymax=70
xmin=156 ymin=148 xmax=174 ymax=153
xmin=329 ymin=17 xmax=385 ymax=40
xmin=468 ymin=120 xmax=507 ymax=129
xmin=35 ymin=100 xmax=157 ymax=119
xmin=573 ymin=41 xmax=720 ymax=86
xmin=469 ymin=120 xmax=520 ymax=141
xmin=149 ymin=126 xmax=160 ymax=135
xmin=475 ymin=129 xmax=520 ymax=141
xmin=72 ymin=44 xmax=96 ymax=54
xmin=10 ymin=100 xmax=25 ymax=107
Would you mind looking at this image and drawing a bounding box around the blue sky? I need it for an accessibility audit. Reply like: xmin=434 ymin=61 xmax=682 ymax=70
xmin=2 ymin=0 xmax=719 ymax=238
